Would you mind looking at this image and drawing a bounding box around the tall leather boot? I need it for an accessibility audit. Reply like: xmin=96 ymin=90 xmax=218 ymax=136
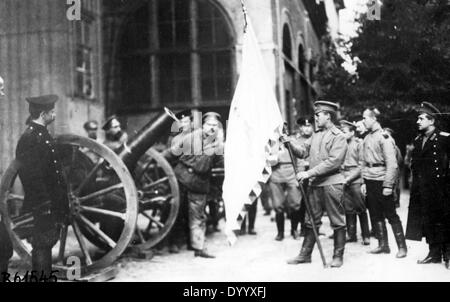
xmin=290 ymin=210 xmax=300 ymax=239
xmin=391 ymin=222 xmax=407 ymax=258
xmin=417 ymin=243 xmax=442 ymax=264
xmin=346 ymin=214 xmax=357 ymax=242
xmin=0 ymin=260 xmax=8 ymax=282
xmin=275 ymin=212 xmax=285 ymax=241
xmin=32 ymin=248 xmax=53 ymax=282
xmin=358 ymin=212 xmax=371 ymax=245
xmin=330 ymin=228 xmax=346 ymax=268
xmin=444 ymin=243 xmax=450 ymax=269
xmin=368 ymin=221 xmax=390 ymax=254
xmin=287 ymin=227 xmax=316 ymax=264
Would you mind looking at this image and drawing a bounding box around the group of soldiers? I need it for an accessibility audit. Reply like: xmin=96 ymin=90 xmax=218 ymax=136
xmin=0 ymin=92 xmax=448 ymax=281
xmin=281 ymin=100 xmax=450 ymax=270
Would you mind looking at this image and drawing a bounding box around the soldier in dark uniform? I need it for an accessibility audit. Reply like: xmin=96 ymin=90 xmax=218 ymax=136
xmin=164 ymin=112 xmax=224 ymax=258
xmin=0 ymin=79 xmax=13 ymax=280
xmin=287 ymin=100 xmax=348 ymax=268
xmin=102 ymin=115 xmax=128 ymax=152
xmin=16 ymin=95 xmax=69 ymax=280
xmin=361 ymin=107 xmax=407 ymax=258
xmin=405 ymin=102 xmax=450 ymax=269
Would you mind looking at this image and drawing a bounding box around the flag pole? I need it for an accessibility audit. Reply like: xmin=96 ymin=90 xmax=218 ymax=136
xmin=240 ymin=0 xmax=248 ymax=33
xmin=282 ymin=126 xmax=328 ymax=268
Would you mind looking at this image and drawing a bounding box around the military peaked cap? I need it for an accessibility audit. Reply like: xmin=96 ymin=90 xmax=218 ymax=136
xmin=102 ymin=115 xmax=120 ymax=130
xmin=296 ymin=116 xmax=314 ymax=126
xmin=26 ymin=94 xmax=58 ymax=111
xmin=203 ymin=111 xmax=221 ymax=122
xmin=418 ymin=102 xmax=441 ymax=117
xmin=175 ymin=109 xmax=192 ymax=120
xmin=339 ymin=120 xmax=356 ymax=130
xmin=314 ymin=100 xmax=339 ymax=113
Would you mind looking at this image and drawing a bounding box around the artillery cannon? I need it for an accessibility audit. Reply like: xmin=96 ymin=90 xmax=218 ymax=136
xmin=0 ymin=109 xmax=180 ymax=276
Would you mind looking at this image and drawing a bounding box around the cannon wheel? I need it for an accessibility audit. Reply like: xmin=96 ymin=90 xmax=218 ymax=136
xmin=0 ymin=135 xmax=138 ymax=277
xmin=132 ymin=148 xmax=180 ymax=250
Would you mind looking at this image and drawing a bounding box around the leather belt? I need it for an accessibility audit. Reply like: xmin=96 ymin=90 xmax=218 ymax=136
xmin=342 ymin=166 xmax=357 ymax=171
xmin=365 ymin=162 xmax=385 ymax=168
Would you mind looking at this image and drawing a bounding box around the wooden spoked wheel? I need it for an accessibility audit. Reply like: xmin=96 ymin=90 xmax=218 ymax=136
xmin=131 ymin=148 xmax=179 ymax=250
xmin=0 ymin=135 xmax=138 ymax=277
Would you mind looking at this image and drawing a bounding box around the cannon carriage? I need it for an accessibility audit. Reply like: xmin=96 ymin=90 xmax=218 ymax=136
xmin=0 ymin=109 xmax=181 ymax=276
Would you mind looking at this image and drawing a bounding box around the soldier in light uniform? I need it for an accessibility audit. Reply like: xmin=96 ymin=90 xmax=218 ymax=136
xmin=268 ymin=123 xmax=302 ymax=241
xmin=16 ymin=95 xmax=69 ymax=280
xmin=294 ymin=117 xmax=314 ymax=236
xmin=405 ymin=102 xmax=450 ymax=270
xmin=361 ymin=108 xmax=407 ymax=258
xmin=339 ymin=120 xmax=370 ymax=245
xmin=286 ymin=100 xmax=348 ymax=268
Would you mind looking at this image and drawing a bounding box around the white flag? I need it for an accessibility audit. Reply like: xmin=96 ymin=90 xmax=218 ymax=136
xmin=222 ymin=19 xmax=284 ymax=245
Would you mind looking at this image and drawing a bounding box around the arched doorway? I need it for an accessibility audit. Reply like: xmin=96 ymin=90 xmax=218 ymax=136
xmin=282 ymin=24 xmax=295 ymax=129
xmin=298 ymin=44 xmax=310 ymax=116
xmin=111 ymin=0 xmax=235 ymax=116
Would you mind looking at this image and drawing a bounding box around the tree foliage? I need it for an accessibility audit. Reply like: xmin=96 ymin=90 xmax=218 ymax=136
xmin=316 ymin=0 xmax=450 ymax=146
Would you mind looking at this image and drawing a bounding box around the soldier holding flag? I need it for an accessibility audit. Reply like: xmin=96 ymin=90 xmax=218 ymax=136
xmin=286 ymin=100 xmax=348 ymax=268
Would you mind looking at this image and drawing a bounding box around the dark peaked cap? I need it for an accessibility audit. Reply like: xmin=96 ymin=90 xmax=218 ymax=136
xmin=26 ymin=94 xmax=58 ymax=111
xmin=418 ymin=102 xmax=441 ymax=117
xmin=339 ymin=120 xmax=356 ymax=129
xmin=296 ymin=116 xmax=314 ymax=126
xmin=314 ymin=100 xmax=339 ymax=113
xmin=102 ymin=115 xmax=119 ymax=130
xmin=175 ymin=109 xmax=192 ymax=120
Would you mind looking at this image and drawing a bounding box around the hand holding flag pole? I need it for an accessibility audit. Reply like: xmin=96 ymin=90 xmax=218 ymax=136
xmin=282 ymin=125 xmax=328 ymax=268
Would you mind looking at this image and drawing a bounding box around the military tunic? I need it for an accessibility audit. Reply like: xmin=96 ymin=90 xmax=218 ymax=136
xmin=361 ymin=122 xmax=400 ymax=225
xmin=165 ymin=128 xmax=223 ymax=250
xmin=341 ymin=137 xmax=366 ymax=214
xmin=268 ymin=136 xmax=302 ymax=214
xmin=16 ymin=122 xmax=69 ymax=248
xmin=406 ymin=130 xmax=450 ymax=244
xmin=290 ymin=125 xmax=348 ymax=230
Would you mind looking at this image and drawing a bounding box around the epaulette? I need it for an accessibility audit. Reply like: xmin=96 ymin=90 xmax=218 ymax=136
xmin=439 ymin=131 xmax=450 ymax=137
xmin=331 ymin=126 xmax=342 ymax=135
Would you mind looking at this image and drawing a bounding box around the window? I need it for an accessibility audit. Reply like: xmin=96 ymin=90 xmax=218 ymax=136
xmin=75 ymin=19 xmax=94 ymax=99
xmin=74 ymin=0 xmax=101 ymax=101
xmin=118 ymin=0 xmax=234 ymax=110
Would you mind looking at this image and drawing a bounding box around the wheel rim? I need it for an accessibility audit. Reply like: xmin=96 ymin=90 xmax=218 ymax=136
xmin=132 ymin=148 xmax=179 ymax=250
xmin=0 ymin=134 xmax=138 ymax=276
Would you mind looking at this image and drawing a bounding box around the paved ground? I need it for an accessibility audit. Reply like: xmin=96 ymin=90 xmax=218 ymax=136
xmin=112 ymin=190 xmax=449 ymax=282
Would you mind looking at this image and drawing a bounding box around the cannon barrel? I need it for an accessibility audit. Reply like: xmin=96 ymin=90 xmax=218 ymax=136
xmin=117 ymin=110 xmax=175 ymax=172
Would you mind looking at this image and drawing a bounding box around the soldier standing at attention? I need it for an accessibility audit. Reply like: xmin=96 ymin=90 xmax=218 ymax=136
xmin=268 ymin=123 xmax=302 ymax=241
xmin=16 ymin=95 xmax=69 ymax=281
xmin=339 ymin=120 xmax=370 ymax=245
xmin=405 ymin=102 xmax=450 ymax=270
xmin=286 ymin=100 xmax=348 ymax=268
xmin=0 ymin=76 xmax=13 ymax=281
xmin=361 ymin=107 xmax=407 ymax=258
